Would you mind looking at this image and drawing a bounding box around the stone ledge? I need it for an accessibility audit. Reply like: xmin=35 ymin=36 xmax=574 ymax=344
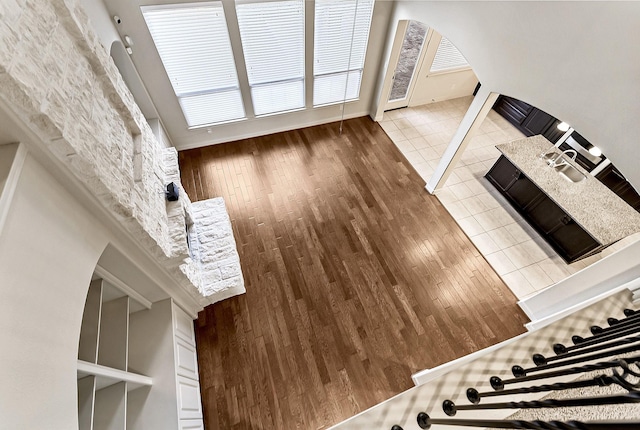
xmin=189 ymin=197 xmax=245 ymax=305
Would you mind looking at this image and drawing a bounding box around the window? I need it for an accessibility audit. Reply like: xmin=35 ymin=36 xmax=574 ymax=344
xmin=430 ymin=37 xmax=469 ymax=72
xmin=236 ymin=0 xmax=305 ymax=116
xmin=142 ymin=1 xmax=377 ymax=127
xmin=141 ymin=3 xmax=245 ymax=127
xmin=313 ymin=0 xmax=374 ymax=106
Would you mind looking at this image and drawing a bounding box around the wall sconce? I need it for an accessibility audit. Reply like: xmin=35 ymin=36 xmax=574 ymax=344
xmin=556 ymin=121 xmax=570 ymax=132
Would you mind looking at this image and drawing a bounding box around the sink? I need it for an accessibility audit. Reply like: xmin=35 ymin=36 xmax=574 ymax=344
xmin=554 ymin=164 xmax=586 ymax=183
xmin=539 ymin=151 xmax=586 ymax=183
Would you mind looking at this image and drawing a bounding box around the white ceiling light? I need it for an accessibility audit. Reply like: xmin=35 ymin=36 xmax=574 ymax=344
xmin=557 ymin=121 xmax=570 ymax=132
xmin=588 ymin=145 xmax=602 ymax=157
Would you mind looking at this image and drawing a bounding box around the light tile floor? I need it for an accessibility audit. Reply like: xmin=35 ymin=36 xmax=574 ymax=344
xmin=380 ymin=96 xmax=639 ymax=300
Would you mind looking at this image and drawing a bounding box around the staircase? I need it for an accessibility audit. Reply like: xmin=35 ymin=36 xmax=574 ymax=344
xmin=328 ymin=288 xmax=640 ymax=429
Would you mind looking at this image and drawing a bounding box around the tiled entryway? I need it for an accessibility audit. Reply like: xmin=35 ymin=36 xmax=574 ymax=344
xmin=380 ymin=96 xmax=639 ymax=300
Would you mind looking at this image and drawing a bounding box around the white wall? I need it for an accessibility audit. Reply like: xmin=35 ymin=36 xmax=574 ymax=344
xmin=109 ymin=41 xmax=160 ymax=121
xmin=79 ymin=0 xmax=121 ymax=51
xmin=377 ymin=1 xmax=640 ymax=191
xmin=98 ymin=0 xmax=394 ymax=150
xmin=407 ymin=30 xmax=478 ymax=107
xmin=409 ymin=68 xmax=478 ymax=106
xmin=0 ymin=151 xmax=110 ymax=429
xmin=0 ymin=143 xmax=18 ymax=192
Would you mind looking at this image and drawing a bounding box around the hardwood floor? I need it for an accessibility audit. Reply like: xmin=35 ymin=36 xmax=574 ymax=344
xmin=179 ymin=117 xmax=529 ymax=430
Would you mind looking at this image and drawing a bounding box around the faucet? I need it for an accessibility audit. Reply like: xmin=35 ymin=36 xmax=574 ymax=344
xmin=549 ymin=149 xmax=577 ymax=168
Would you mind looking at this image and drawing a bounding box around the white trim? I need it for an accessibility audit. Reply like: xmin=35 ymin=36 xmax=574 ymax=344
xmin=313 ymin=98 xmax=360 ymax=109
xmin=175 ymin=109 xmax=369 ymax=151
xmin=411 ymin=330 xmax=530 ymax=386
xmin=0 ymin=143 xmax=28 ymax=236
xmin=139 ymin=2 xmax=211 ymax=13
xmin=590 ymin=158 xmax=611 ymax=177
xmin=187 ymin=117 xmax=247 ymax=131
xmin=77 ymin=359 xmax=153 ymax=390
xmin=94 ymin=264 xmax=153 ymax=310
xmin=522 ymin=278 xmax=639 ymax=331
xmin=426 ymin=65 xmax=472 ymax=77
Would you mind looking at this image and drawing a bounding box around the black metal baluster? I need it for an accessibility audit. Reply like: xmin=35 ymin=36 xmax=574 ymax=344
xmin=590 ymin=314 xmax=640 ymax=335
xmin=553 ymin=324 xmax=640 ymax=355
xmin=442 ymin=392 xmax=640 ymax=417
xmin=533 ymin=334 xmax=640 ymax=365
xmin=491 ymin=357 xmax=640 ymax=390
xmin=512 ymin=343 xmax=640 ymax=377
xmin=416 ymin=412 xmax=640 ymax=429
xmin=403 ymin=308 xmax=640 ymax=429
xmin=466 ymin=375 xmax=616 ymax=404
xmin=572 ymin=319 xmax=640 ymax=344
xmin=607 ymin=308 xmax=640 ymax=326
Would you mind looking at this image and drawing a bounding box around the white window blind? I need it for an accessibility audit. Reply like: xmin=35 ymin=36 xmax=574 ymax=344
xmin=141 ymin=2 xmax=245 ymax=127
xmin=313 ymin=0 xmax=374 ymax=106
xmin=236 ymin=0 xmax=305 ymax=116
xmin=430 ymin=37 xmax=469 ymax=72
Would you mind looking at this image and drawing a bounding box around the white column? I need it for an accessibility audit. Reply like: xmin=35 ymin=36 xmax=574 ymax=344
xmin=425 ymin=87 xmax=498 ymax=193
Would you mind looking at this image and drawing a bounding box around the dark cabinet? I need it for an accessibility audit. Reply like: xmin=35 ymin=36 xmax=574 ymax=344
xmin=527 ymin=195 xmax=600 ymax=261
xmin=548 ymin=220 xmax=601 ymax=262
xmin=595 ymin=164 xmax=640 ymax=211
xmin=485 ymin=155 xmax=600 ymax=263
xmin=486 ymin=157 xmax=542 ymax=210
xmin=596 ymin=163 xmax=627 ymax=191
xmin=527 ymin=195 xmax=567 ymax=234
xmin=493 ymin=96 xmax=564 ymax=142
xmin=521 ymin=109 xmax=564 ymax=142
xmin=506 ymin=174 xmax=542 ymax=210
xmin=485 ymin=155 xmax=519 ymax=191
xmin=492 ymin=96 xmax=533 ymax=125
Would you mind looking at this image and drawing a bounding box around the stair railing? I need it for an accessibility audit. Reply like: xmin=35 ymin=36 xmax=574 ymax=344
xmin=390 ymin=306 xmax=640 ymax=429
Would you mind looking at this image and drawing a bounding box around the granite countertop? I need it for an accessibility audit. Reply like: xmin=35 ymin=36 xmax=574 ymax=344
xmin=496 ymin=135 xmax=640 ymax=245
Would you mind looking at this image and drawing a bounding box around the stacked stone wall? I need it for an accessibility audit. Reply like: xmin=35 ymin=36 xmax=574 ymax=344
xmin=0 ymin=0 xmax=243 ymax=304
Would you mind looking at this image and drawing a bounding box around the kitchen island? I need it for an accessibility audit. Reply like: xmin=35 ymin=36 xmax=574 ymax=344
xmin=485 ymin=136 xmax=640 ymax=263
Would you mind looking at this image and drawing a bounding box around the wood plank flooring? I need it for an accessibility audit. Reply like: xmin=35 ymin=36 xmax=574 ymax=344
xmin=179 ymin=117 xmax=529 ymax=430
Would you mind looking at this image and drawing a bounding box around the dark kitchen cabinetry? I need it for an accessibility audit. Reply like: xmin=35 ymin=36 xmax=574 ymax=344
xmin=492 ymin=96 xmax=532 ymax=125
xmin=485 ymin=155 xmax=520 ymax=191
xmin=493 ymin=96 xmax=564 ymax=143
xmin=485 ymin=155 xmax=600 ymax=263
xmin=486 ymin=156 xmax=542 ymax=208
xmin=595 ymin=164 xmax=640 ymax=211
xmin=506 ymin=174 xmax=541 ymax=210
xmin=527 ymin=195 xmax=567 ymax=234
